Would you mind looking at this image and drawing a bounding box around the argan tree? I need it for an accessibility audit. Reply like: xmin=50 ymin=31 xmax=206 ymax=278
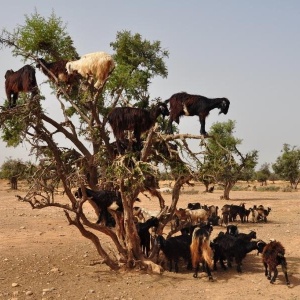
xmin=256 ymin=163 xmax=271 ymax=186
xmin=197 ymin=120 xmax=258 ymax=200
xmin=0 ymin=11 xmax=207 ymax=273
xmin=0 ymin=158 xmax=35 ymax=189
xmin=272 ymin=144 xmax=300 ymax=189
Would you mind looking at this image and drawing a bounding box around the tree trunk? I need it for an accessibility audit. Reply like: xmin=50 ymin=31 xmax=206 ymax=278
xmin=223 ymin=181 xmax=235 ymax=200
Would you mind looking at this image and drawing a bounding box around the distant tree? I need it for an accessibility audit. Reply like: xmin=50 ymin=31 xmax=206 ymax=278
xmin=268 ymin=172 xmax=280 ymax=183
xmin=198 ymin=120 xmax=258 ymax=199
xmin=0 ymin=158 xmax=34 ymax=189
xmin=238 ymin=167 xmax=256 ymax=183
xmin=272 ymin=144 xmax=300 ymax=189
xmin=256 ymin=163 xmax=271 ymax=186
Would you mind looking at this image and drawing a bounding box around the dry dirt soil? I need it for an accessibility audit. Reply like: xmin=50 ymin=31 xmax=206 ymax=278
xmin=0 ymin=180 xmax=300 ymax=300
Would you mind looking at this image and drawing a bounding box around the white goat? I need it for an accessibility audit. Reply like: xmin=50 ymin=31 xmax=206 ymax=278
xmin=185 ymin=208 xmax=209 ymax=225
xmin=140 ymin=208 xmax=160 ymax=221
xmin=66 ymin=52 xmax=115 ymax=89
xmin=157 ymin=187 xmax=173 ymax=193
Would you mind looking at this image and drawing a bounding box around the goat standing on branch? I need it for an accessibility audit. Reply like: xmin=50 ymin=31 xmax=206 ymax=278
xmin=5 ymin=65 xmax=39 ymax=108
xmin=36 ymin=58 xmax=78 ymax=92
xmin=165 ymin=92 xmax=230 ymax=136
xmin=66 ymin=51 xmax=115 ymax=89
xmin=108 ymin=102 xmax=169 ymax=153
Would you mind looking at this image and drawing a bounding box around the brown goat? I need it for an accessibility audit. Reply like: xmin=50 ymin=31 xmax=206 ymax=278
xmin=262 ymin=240 xmax=290 ymax=285
xmin=108 ymin=102 xmax=169 ymax=153
xmin=165 ymin=92 xmax=230 ymax=136
xmin=36 ymin=58 xmax=78 ymax=92
xmin=5 ymin=65 xmax=38 ymax=108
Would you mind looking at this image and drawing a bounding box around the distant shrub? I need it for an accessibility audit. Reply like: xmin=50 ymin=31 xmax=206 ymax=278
xmin=214 ymin=185 xmax=224 ymax=191
xmin=180 ymin=189 xmax=199 ymax=195
xmin=256 ymin=185 xmax=280 ymax=192
xmin=232 ymin=185 xmax=249 ymax=191
xmin=281 ymin=186 xmax=293 ymax=192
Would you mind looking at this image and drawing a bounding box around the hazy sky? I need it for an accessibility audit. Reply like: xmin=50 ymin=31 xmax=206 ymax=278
xmin=1 ymin=1 xmax=300 ymax=169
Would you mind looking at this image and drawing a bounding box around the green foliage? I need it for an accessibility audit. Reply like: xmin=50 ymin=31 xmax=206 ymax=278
xmin=272 ymin=144 xmax=300 ymax=188
xmin=8 ymin=9 xmax=78 ymax=61
xmin=281 ymin=185 xmax=293 ymax=192
xmin=0 ymin=158 xmax=35 ymax=180
xmin=238 ymin=167 xmax=256 ymax=182
xmin=197 ymin=120 xmax=258 ymax=198
xmin=256 ymin=185 xmax=280 ymax=192
xmin=269 ymin=172 xmax=280 ymax=183
xmin=108 ymin=30 xmax=169 ymax=105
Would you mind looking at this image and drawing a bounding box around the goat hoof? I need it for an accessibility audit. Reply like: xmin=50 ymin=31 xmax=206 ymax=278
xmin=208 ymin=277 xmax=214 ymax=282
xmin=193 ymin=274 xmax=198 ymax=278
xmin=287 ymin=282 xmax=290 ymax=286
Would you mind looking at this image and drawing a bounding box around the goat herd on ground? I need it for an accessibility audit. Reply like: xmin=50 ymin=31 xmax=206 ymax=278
xmin=74 ymin=187 xmax=290 ymax=286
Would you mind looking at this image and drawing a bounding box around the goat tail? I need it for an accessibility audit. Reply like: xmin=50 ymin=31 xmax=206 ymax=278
xmin=164 ymin=99 xmax=170 ymax=104
xmin=190 ymin=234 xmax=213 ymax=269
xmin=202 ymin=237 xmax=213 ymax=269
xmin=190 ymin=236 xmax=200 ymax=268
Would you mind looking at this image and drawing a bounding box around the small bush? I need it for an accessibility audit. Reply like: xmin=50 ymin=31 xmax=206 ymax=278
xmin=180 ymin=189 xmax=199 ymax=195
xmin=232 ymin=185 xmax=249 ymax=191
xmin=281 ymin=186 xmax=293 ymax=192
xmin=256 ymin=185 xmax=280 ymax=192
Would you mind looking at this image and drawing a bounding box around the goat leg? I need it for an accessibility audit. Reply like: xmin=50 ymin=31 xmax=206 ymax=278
xmin=270 ymin=268 xmax=278 ymax=284
xmin=204 ymin=262 xmax=213 ymax=281
xmin=281 ymin=259 xmax=290 ymax=285
xmin=264 ymin=262 xmax=268 ymax=277
xmin=174 ymin=260 xmax=179 ymax=273
xmin=168 ymin=259 xmax=173 ymax=272
xmin=193 ymin=265 xmax=199 ymax=278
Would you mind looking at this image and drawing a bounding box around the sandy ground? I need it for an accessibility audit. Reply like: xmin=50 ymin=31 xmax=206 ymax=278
xmin=0 ymin=180 xmax=300 ymax=300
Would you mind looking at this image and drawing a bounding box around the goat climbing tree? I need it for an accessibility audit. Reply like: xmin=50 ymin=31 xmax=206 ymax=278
xmin=0 ymin=11 xmax=257 ymax=273
xmin=0 ymin=11 xmax=191 ymax=273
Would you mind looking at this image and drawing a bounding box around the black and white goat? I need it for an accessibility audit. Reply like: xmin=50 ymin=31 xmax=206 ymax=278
xmin=165 ymin=92 xmax=230 ymax=136
xmin=75 ymin=187 xmax=122 ymax=227
xmin=136 ymin=217 xmax=160 ymax=257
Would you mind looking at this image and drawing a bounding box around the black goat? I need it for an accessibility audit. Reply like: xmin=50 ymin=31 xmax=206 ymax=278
xmin=75 ymin=187 xmax=123 ymax=227
xmin=156 ymin=234 xmax=192 ymax=273
xmin=226 ymin=224 xmax=239 ymax=236
xmin=108 ymin=102 xmax=169 ymax=153
xmin=187 ymin=202 xmax=201 ymax=210
xmin=262 ymin=240 xmax=290 ymax=285
xmin=236 ymin=230 xmax=257 ymax=241
xmin=212 ymin=232 xmax=263 ymax=273
xmin=165 ymin=92 xmax=230 ymax=136
xmin=229 ymin=203 xmax=247 ymax=223
xmin=190 ymin=223 xmax=214 ymax=280
xmin=136 ymin=217 xmax=159 ymax=257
